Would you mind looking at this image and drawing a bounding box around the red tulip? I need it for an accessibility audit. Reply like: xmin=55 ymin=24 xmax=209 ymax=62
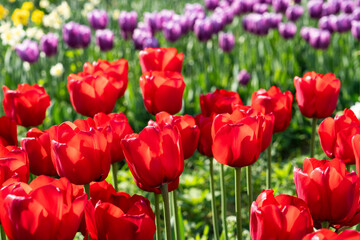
xmin=0 ymin=116 xmax=18 ymax=147
xmin=93 ymin=112 xmax=134 ymax=163
xmin=139 ymin=47 xmax=184 ymax=73
xmin=2 ymin=83 xmax=51 ymax=127
xmin=0 ymin=145 xmax=29 ymax=188
xmin=251 ymin=86 xmax=293 ymax=133
xmin=83 ymin=59 xmax=128 ymax=98
xmin=67 ymin=73 xmax=119 ymax=117
xmin=51 ymin=121 xmax=112 ymax=185
xmin=293 ymin=158 xmax=360 ymax=227
xmin=250 ymin=189 xmax=313 ymax=240
xmin=195 ymin=113 xmax=215 ymax=157
xmin=85 ymin=181 xmax=156 ymax=240
xmin=302 ymin=229 xmax=360 ymax=240
xmin=235 ymin=105 xmax=275 ymax=152
xmin=21 ymin=127 xmax=58 ymax=176
xmin=211 ymin=108 xmax=264 ymax=168
xmin=318 ymin=109 xmax=360 ymax=164
xmin=200 ymin=89 xmax=243 ymax=117
xmin=0 ymin=176 xmax=87 ymax=240
xmin=139 ymin=71 xmax=185 ymax=115
xmin=294 ymin=71 xmax=340 ymax=119
xmin=121 ymin=122 xmax=184 ymax=193
xmin=152 ymin=111 xmax=200 ymax=159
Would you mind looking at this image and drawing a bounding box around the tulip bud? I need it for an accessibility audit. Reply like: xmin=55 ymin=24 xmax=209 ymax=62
xmin=278 ymin=22 xmax=297 ymax=39
xmin=87 ymin=9 xmax=108 ymax=30
xmin=62 ymin=22 xmax=91 ymax=49
xmin=95 ymin=29 xmax=114 ymax=51
xmin=40 ymin=33 xmax=58 ymax=57
xmin=15 ymin=39 xmax=39 ymax=63
xmin=218 ymin=32 xmax=235 ymax=52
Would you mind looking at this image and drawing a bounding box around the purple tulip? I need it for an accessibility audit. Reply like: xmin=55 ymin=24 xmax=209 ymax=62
xmin=185 ymin=3 xmax=206 ymax=29
xmin=214 ymin=7 xmax=234 ymax=24
xmin=308 ymin=0 xmax=323 ymax=19
xmin=87 ymin=9 xmax=108 ymax=30
xmin=205 ymin=0 xmax=219 ymax=10
xmin=272 ymin=0 xmax=290 ymax=13
xmin=144 ymin=12 xmax=161 ymax=33
xmin=40 ymin=33 xmax=58 ymax=57
xmin=353 ymin=8 xmax=360 ymax=21
xmin=231 ymin=0 xmax=248 ymax=15
xmin=294 ymin=0 xmax=301 ymax=3
xmin=62 ymin=22 xmax=91 ymax=49
xmin=218 ymin=32 xmax=235 ymax=52
xmin=351 ymin=20 xmax=360 ymax=40
xmin=308 ymin=28 xmax=331 ymax=49
xmin=278 ymin=22 xmax=297 ymax=39
xmin=243 ymin=13 xmax=270 ymax=35
xmin=300 ymin=26 xmax=312 ymax=41
xmin=318 ymin=16 xmax=333 ymax=32
xmin=95 ymin=29 xmax=114 ymax=51
xmin=15 ymin=39 xmax=39 ymax=63
xmin=253 ymin=3 xmax=268 ymax=14
xmin=132 ymin=29 xmax=152 ymax=50
xmin=163 ymin=21 xmax=182 ymax=42
xmin=159 ymin=9 xmax=175 ymax=28
xmin=118 ymin=11 xmax=137 ymax=40
xmin=285 ymin=5 xmax=304 ymax=22
xmin=341 ymin=1 xmax=354 ymax=14
xmin=329 ymin=14 xmax=352 ymax=33
xmin=237 ymin=69 xmax=251 ymax=85
xmin=211 ymin=12 xmax=227 ymax=33
xmin=265 ymin=12 xmax=283 ymax=29
xmin=194 ymin=18 xmax=214 ymax=42
xmin=321 ymin=2 xmax=340 ymax=16
xmin=143 ymin=37 xmax=159 ymax=48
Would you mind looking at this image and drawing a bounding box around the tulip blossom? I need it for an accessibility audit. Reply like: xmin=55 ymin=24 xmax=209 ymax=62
xmin=83 ymin=59 xmax=128 ymax=98
xmin=139 ymin=71 xmax=185 ymax=115
xmin=0 ymin=116 xmax=18 ymax=147
xmin=294 ymin=71 xmax=340 ymax=119
xmin=84 ymin=181 xmax=156 ymax=240
xmin=302 ymin=229 xmax=360 ymax=240
xmin=121 ymin=122 xmax=184 ymax=193
xmin=293 ymin=158 xmax=360 ymax=227
xmin=211 ymin=108 xmax=264 ymax=168
xmin=0 ymin=176 xmax=87 ymax=240
xmin=51 ymin=121 xmax=112 ymax=185
xmin=251 ymin=86 xmax=293 ymax=133
xmin=139 ymin=47 xmax=184 ymax=73
xmin=40 ymin=33 xmax=58 ymax=57
xmin=152 ymin=111 xmax=200 ymax=159
xmin=2 ymin=83 xmax=51 ymax=127
xmin=250 ymin=189 xmax=313 ymax=240
xmin=87 ymin=9 xmax=108 ymax=30
xmin=0 ymin=145 xmax=29 ymax=188
xmin=195 ymin=113 xmax=215 ymax=157
xmin=15 ymin=39 xmax=39 ymax=63
xmin=318 ymin=109 xmax=360 ymax=164
xmin=200 ymin=89 xmax=243 ymax=117
xmin=93 ymin=112 xmax=133 ymax=163
xmin=62 ymin=22 xmax=91 ymax=49
xmin=21 ymin=127 xmax=58 ymax=176
xmin=95 ymin=29 xmax=114 ymax=52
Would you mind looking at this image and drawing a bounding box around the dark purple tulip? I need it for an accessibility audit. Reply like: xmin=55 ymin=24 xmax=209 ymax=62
xmin=237 ymin=69 xmax=251 ymax=85
xmin=143 ymin=37 xmax=159 ymax=48
xmin=118 ymin=11 xmax=137 ymax=40
xmin=205 ymin=0 xmax=219 ymax=10
xmin=171 ymin=14 xmax=191 ymax=35
xmin=87 ymin=9 xmax=108 ymax=30
xmin=40 ymin=33 xmax=58 ymax=57
xmin=144 ymin=12 xmax=159 ymax=34
xmin=321 ymin=2 xmax=339 ymax=16
xmin=308 ymin=0 xmax=323 ymax=19
xmin=159 ymin=9 xmax=175 ymax=28
xmin=231 ymin=0 xmax=248 ymax=15
xmin=185 ymin=4 xmax=206 ymax=29
xmin=62 ymin=22 xmax=91 ymax=49
xmin=341 ymin=1 xmax=354 ymax=14
xmin=300 ymin=26 xmax=312 ymax=41
xmin=15 ymin=39 xmax=39 ymax=63
xmin=214 ymin=7 xmax=234 ymax=24
xmin=95 ymin=29 xmax=114 ymax=51
xmin=218 ymin=32 xmax=235 ymax=52
xmin=132 ymin=29 xmax=152 ymax=50
xmin=194 ymin=18 xmax=214 ymax=42
xmin=356 ymin=0 xmax=360 ymax=7
xmin=218 ymin=0 xmax=230 ymax=9
xmin=318 ymin=16 xmax=333 ymax=32
xmin=253 ymin=3 xmax=268 ymax=14
xmin=353 ymin=8 xmax=360 ymax=21
xmin=308 ymin=28 xmax=331 ymax=49
xmin=286 ymin=5 xmax=304 ymax=22
xmin=272 ymin=0 xmax=290 ymax=13
xmin=294 ymin=0 xmax=301 ymax=3
xmin=185 ymin=3 xmax=204 ymax=13
xmin=351 ymin=20 xmax=360 ymax=40
xmin=211 ymin=12 xmax=227 ymax=33
xmin=329 ymin=14 xmax=352 ymax=33
xmin=243 ymin=13 xmax=270 ymax=35
xmin=265 ymin=12 xmax=283 ymax=29
xmin=163 ymin=21 xmax=182 ymax=42
xmin=278 ymin=22 xmax=297 ymax=39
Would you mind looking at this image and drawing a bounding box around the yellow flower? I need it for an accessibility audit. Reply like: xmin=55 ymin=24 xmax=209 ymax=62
xmin=21 ymin=2 xmax=34 ymax=11
xmin=0 ymin=4 xmax=9 ymax=20
xmin=11 ymin=9 xmax=29 ymax=26
xmin=31 ymin=9 xmax=44 ymax=25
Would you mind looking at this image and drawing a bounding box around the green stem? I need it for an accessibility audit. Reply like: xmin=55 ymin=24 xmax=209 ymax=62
xmin=321 ymin=221 xmax=329 ymax=229
xmin=155 ymin=193 xmax=161 ymax=240
xmin=210 ymin=158 xmax=220 ymax=240
xmin=220 ymin=164 xmax=229 ymax=240
xmin=112 ymin=162 xmax=118 ymax=192
xmin=310 ymin=118 xmax=317 ymax=158
xmin=266 ymin=140 xmax=272 ymax=189
xmin=84 ymin=183 xmax=90 ymax=200
xmin=172 ymin=190 xmax=180 ymax=240
xmin=246 ymin=165 xmax=253 ymax=209
xmin=1 ymin=225 xmax=6 ymax=240
xmin=161 ymin=184 xmax=172 ymax=240
xmin=235 ymin=168 xmax=242 ymax=240
xmin=347 ymin=165 xmax=351 ymax=173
